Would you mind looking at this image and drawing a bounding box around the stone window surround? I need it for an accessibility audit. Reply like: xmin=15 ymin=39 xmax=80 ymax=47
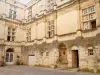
xmin=26 ymin=28 xmax=31 ymax=42
xmin=88 ymin=46 xmax=94 ymax=56
xmin=7 ymin=27 xmax=16 ymax=41
xmin=82 ymin=6 xmax=96 ymax=30
xmin=9 ymin=5 xmax=17 ymax=20
xmin=47 ymin=20 xmax=55 ymax=38
xmin=28 ymin=7 xmax=32 ymax=21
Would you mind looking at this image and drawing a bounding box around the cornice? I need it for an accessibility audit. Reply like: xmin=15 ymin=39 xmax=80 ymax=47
xmin=0 ymin=18 xmax=23 ymax=25
xmin=57 ymin=32 xmax=76 ymax=37
xmin=25 ymin=1 xmax=78 ymax=24
xmin=82 ymin=28 xmax=97 ymax=33
xmin=57 ymin=0 xmax=77 ymax=10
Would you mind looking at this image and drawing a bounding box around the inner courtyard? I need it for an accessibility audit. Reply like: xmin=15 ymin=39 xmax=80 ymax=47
xmin=0 ymin=0 xmax=100 ymax=73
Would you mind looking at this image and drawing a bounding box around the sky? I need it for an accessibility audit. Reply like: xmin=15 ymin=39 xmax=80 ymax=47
xmin=15 ymin=0 xmax=31 ymax=4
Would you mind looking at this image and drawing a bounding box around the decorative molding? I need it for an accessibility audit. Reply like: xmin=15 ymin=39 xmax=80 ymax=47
xmin=57 ymin=32 xmax=76 ymax=37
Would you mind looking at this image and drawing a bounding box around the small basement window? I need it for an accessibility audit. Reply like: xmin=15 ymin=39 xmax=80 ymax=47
xmin=88 ymin=49 xmax=94 ymax=56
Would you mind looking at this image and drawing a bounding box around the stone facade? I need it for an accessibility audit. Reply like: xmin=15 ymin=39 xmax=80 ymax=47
xmin=0 ymin=0 xmax=100 ymax=71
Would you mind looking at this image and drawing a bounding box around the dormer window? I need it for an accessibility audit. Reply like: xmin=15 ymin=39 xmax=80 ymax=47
xmin=9 ymin=5 xmax=17 ymax=19
xmin=28 ymin=7 xmax=32 ymax=21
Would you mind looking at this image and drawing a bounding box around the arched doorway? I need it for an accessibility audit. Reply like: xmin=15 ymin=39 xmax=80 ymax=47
xmin=57 ymin=43 xmax=67 ymax=64
xmin=6 ymin=48 xmax=14 ymax=65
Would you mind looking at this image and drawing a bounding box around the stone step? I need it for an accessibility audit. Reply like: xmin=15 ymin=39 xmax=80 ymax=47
xmin=68 ymin=68 xmax=80 ymax=72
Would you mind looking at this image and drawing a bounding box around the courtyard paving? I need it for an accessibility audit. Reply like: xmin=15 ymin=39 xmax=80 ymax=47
xmin=0 ymin=66 xmax=99 ymax=75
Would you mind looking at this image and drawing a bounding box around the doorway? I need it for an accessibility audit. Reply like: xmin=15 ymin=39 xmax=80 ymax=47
xmin=28 ymin=55 xmax=36 ymax=66
xmin=6 ymin=48 xmax=14 ymax=65
xmin=72 ymin=50 xmax=79 ymax=68
xmin=57 ymin=43 xmax=67 ymax=64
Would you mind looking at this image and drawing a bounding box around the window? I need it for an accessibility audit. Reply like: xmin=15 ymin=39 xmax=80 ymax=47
xmin=83 ymin=15 xmax=89 ymax=22
xmin=88 ymin=46 xmax=94 ymax=56
xmin=83 ymin=22 xmax=90 ymax=30
xmin=12 ymin=36 xmax=15 ymax=41
xmin=47 ymin=0 xmax=56 ymax=11
xmin=82 ymin=6 xmax=96 ymax=30
xmin=39 ymin=4 xmax=43 ymax=15
xmin=7 ymin=27 xmax=16 ymax=41
xmin=28 ymin=7 xmax=32 ymax=21
xmin=88 ymin=49 xmax=94 ymax=55
xmin=26 ymin=28 xmax=31 ymax=42
xmin=8 ymin=32 xmax=10 ymax=35
xmin=91 ymin=20 xmax=96 ymax=29
xmin=9 ymin=5 xmax=17 ymax=19
xmin=47 ymin=20 xmax=55 ymax=38
xmin=83 ymin=9 xmax=88 ymax=15
xmin=12 ymin=32 xmax=15 ymax=35
xmin=89 ymin=7 xmax=95 ymax=13
xmin=8 ymin=27 xmax=11 ymax=31
xmin=7 ymin=36 xmax=10 ymax=41
xmin=9 ymin=9 xmax=12 ymax=18
xmin=89 ymin=13 xmax=96 ymax=20
xmin=46 ymin=51 xmax=49 ymax=56
xmin=40 ymin=51 xmax=43 ymax=56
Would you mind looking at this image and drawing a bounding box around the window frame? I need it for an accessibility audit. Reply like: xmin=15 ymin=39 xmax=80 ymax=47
xmin=9 ymin=5 xmax=17 ymax=19
xmin=26 ymin=28 xmax=31 ymax=42
xmin=82 ymin=6 xmax=96 ymax=30
xmin=7 ymin=27 xmax=16 ymax=42
xmin=28 ymin=7 xmax=32 ymax=21
xmin=88 ymin=49 xmax=94 ymax=56
xmin=47 ymin=20 xmax=55 ymax=38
